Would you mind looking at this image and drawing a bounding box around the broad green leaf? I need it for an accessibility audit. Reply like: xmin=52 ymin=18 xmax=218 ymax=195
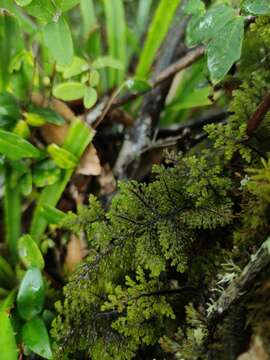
xmin=242 ymin=0 xmax=270 ymax=15
xmin=48 ymin=144 xmax=78 ymax=169
xmin=184 ymin=0 xmax=205 ymax=15
xmin=24 ymin=0 xmax=56 ymax=22
xmin=43 ymin=16 xmax=73 ymax=66
xmin=92 ymin=56 xmax=124 ymax=70
xmin=207 ymin=16 xmax=244 ymax=84
xmin=33 ymin=160 xmax=61 ymax=187
xmin=18 ymin=234 xmax=45 ymax=270
xmin=0 ymin=92 xmax=20 ymax=128
xmin=0 ymin=9 xmax=23 ymax=91
xmin=40 ymin=205 xmax=65 ymax=225
xmin=186 ymin=4 xmax=236 ymax=47
xmin=103 ymin=0 xmax=127 ymax=87
xmin=17 ymin=267 xmax=45 ymax=320
xmin=57 ymin=56 xmax=89 ymax=79
xmin=15 ymin=0 xmax=32 ymax=6
xmin=0 ymin=130 xmax=41 ymax=160
xmin=20 ymin=171 xmax=32 ymax=196
xmin=23 ymin=316 xmax=52 ymax=359
xmin=83 ymin=87 xmax=98 ymax=109
xmin=125 ymin=78 xmax=152 ymax=92
xmin=27 ymin=105 xmax=65 ymax=126
xmin=136 ymin=0 xmax=180 ymax=78
xmin=89 ymin=70 xmax=100 ymax=87
xmin=0 ymin=310 xmax=18 ymax=360
xmin=53 ymin=82 xmax=85 ymax=101
xmin=55 ymin=0 xmax=80 ymax=12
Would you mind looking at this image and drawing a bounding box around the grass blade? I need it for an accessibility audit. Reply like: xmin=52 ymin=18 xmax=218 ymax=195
xmin=30 ymin=119 xmax=94 ymax=241
xmin=135 ymin=0 xmax=181 ymax=78
xmin=103 ymin=0 xmax=127 ymax=88
xmin=136 ymin=0 xmax=153 ymax=38
xmin=4 ymin=165 xmax=21 ymax=263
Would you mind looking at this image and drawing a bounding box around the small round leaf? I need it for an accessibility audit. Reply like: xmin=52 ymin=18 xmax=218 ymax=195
xmin=17 ymin=267 xmax=45 ymax=320
xmin=83 ymin=87 xmax=98 ymax=109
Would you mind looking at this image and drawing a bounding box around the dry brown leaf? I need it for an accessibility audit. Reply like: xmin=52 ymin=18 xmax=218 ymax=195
xmin=77 ymin=144 xmax=101 ymax=176
xmin=40 ymin=123 xmax=69 ymax=146
xmin=31 ymin=92 xmax=75 ymax=121
xmin=238 ymin=336 xmax=269 ymax=360
xmin=98 ymin=163 xmax=117 ymax=195
xmin=65 ymin=233 xmax=87 ymax=273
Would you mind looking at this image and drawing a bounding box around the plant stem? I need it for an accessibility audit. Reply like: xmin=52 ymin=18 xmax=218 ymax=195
xmin=4 ymin=165 xmax=21 ymax=263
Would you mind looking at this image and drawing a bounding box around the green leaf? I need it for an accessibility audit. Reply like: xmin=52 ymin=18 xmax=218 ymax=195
xmin=43 ymin=16 xmax=73 ymax=66
xmin=14 ymin=0 xmax=33 ymax=6
xmin=57 ymin=56 xmax=89 ymax=79
xmin=0 ymin=310 xmax=18 ymax=360
xmin=184 ymin=0 xmax=205 ymax=15
xmin=89 ymin=70 xmax=100 ymax=87
xmin=13 ymin=120 xmax=31 ymax=139
xmin=0 ymin=256 xmax=15 ymax=289
xmin=40 ymin=205 xmax=65 ymax=225
xmin=125 ymin=78 xmax=152 ymax=92
xmin=17 ymin=267 xmax=45 ymax=320
xmin=24 ymin=112 xmax=46 ymax=127
xmin=136 ymin=0 xmax=180 ymax=78
xmin=0 ymin=9 xmax=23 ymax=91
xmin=33 ymin=160 xmax=61 ymax=187
xmin=207 ymin=16 xmax=244 ymax=84
xmin=53 ymin=81 xmax=85 ymax=101
xmin=24 ymin=0 xmax=56 ymax=22
xmin=0 ymin=92 xmax=20 ymax=128
xmin=186 ymin=4 xmax=236 ymax=47
xmin=55 ymin=0 xmax=80 ymax=12
xmin=20 ymin=171 xmax=32 ymax=196
xmin=92 ymin=56 xmax=124 ymax=70
xmin=242 ymin=0 xmax=270 ymax=15
xmin=27 ymin=105 xmax=65 ymax=126
xmin=0 ymin=130 xmax=41 ymax=160
xmin=18 ymin=234 xmax=45 ymax=270
xmin=83 ymin=87 xmax=98 ymax=109
xmin=48 ymin=144 xmax=78 ymax=169
xmin=23 ymin=316 xmax=52 ymax=359
xmin=166 ymin=57 xmax=211 ymax=111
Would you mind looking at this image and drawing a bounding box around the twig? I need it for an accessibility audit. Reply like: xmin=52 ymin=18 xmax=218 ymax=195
xmin=247 ymin=90 xmax=270 ymax=136
xmin=113 ymin=46 xmax=205 ymax=108
xmin=114 ymin=7 xmax=189 ymax=179
xmin=208 ymin=236 xmax=270 ymax=324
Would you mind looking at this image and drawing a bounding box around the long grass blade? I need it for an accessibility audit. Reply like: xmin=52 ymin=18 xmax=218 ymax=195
xmin=4 ymin=166 xmax=21 ymax=263
xmin=135 ymin=0 xmax=181 ymax=79
xmin=103 ymin=0 xmax=126 ymax=88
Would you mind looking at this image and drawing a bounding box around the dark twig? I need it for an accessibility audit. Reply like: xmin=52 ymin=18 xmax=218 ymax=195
xmin=113 ymin=46 xmax=205 ymax=108
xmin=246 ymin=90 xmax=270 ymax=136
